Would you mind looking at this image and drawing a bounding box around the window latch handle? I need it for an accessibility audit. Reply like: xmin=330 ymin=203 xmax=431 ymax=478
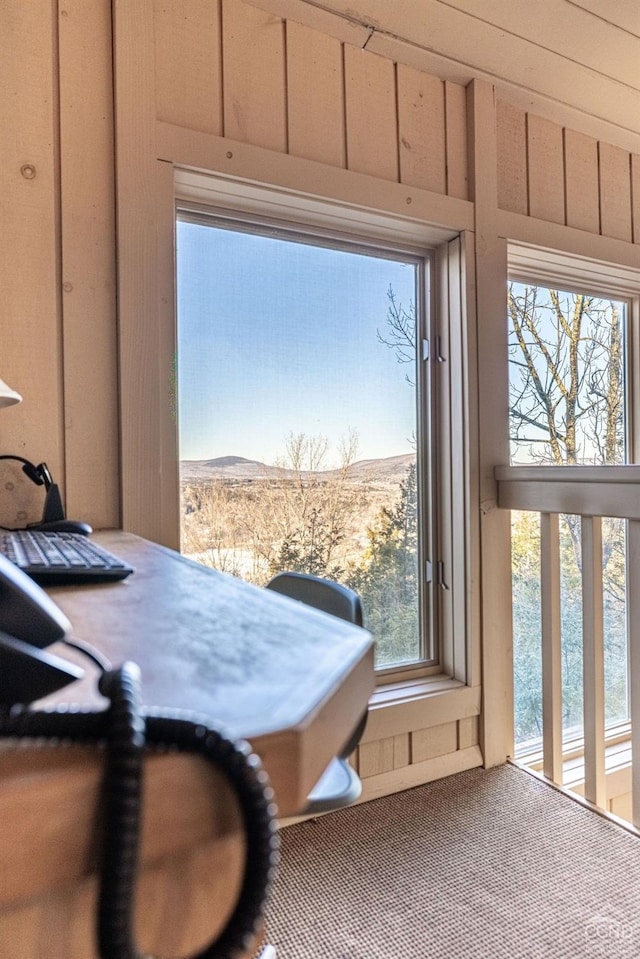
xmin=437 ymin=560 xmax=449 ymax=590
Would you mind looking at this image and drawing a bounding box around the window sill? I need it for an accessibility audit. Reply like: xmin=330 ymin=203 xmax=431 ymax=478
xmin=362 ymin=673 xmax=480 ymax=743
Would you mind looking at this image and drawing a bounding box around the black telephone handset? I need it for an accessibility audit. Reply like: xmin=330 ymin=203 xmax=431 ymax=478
xmin=0 ymin=552 xmax=83 ymax=704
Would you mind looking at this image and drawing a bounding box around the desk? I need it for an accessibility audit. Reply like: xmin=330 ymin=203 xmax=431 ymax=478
xmin=0 ymin=532 xmax=374 ymax=958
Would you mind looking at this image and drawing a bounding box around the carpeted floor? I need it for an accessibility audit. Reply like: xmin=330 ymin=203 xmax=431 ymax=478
xmin=266 ymin=764 xmax=640 ymax=958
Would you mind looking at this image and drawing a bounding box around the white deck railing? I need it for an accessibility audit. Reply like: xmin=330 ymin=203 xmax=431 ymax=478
xmin=495 ymin=465 xmax=640 ymax=825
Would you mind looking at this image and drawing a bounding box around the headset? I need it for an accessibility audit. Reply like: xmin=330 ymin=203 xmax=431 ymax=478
xmin=0 ymin=454 xmax=67 ymax=528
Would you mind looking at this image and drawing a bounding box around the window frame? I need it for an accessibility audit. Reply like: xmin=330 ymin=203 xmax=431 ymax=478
xmin=507 ymin=242 xmax=640 ymax=461
xmin=171 ymin=172 xmax=473 ymax=685
xmin=506 ymin=243 xmax=640 ymax=753
xmin=175 ymin=203 xmax=439 ymax=679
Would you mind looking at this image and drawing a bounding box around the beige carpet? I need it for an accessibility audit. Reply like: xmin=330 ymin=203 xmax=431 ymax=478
xmin=266 ymin=764 xmax=640 ymax=958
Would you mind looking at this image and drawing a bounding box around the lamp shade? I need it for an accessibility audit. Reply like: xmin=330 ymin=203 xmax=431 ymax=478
xmin=0 ymin=377 xmax=22 ymax=408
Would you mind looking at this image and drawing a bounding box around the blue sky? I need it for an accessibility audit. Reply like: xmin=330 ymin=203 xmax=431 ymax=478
xmin=176 ymin=220 xmax=419 ymax=465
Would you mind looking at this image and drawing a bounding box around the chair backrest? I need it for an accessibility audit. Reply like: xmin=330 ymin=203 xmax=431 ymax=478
xmin=266 ymin=570 xmax=367 ymax=813
xmin=265 ymin=571 xmax=363 ymax=627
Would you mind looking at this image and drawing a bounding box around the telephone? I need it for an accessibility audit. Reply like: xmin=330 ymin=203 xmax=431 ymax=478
xmin=0 ymin=552 xmax=83 ymax=704
xmin=0 ymin=553 xmax=278 ymax=958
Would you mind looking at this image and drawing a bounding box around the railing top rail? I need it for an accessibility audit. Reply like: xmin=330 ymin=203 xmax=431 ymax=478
xmin=495 ymin=465 xmax=640 ymax=483
xmin=495 ymin=465 xmax=640 ymax=519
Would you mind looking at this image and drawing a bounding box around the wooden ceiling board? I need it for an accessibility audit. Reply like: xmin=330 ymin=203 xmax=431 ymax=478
xmin=567 ymin=0 xmax=640 ymax=39
xmin=438 ymin=0 xmax=640 ymax=89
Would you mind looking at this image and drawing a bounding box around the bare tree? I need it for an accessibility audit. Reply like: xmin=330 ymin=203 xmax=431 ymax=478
xmin=377 ymin=286 xmax=416 ymax=386
xmin=181 ymin=481 xmax=247 ymax=576
xmin=508 ymin=282 xmax=626 ymax=588
xmin=508 ymin=284 xmax=624 ymax=466
xmin=182 ymin=432 xmax=366 ymax=584
xmin=257 ymin=430 xmax=365 ymax=579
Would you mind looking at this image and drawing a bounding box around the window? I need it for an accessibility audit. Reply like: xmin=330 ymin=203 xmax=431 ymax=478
xmin=176 ymin=211 xmax=438 ymax=673
xmin=507 ymin=279 xmax=630 ymax=750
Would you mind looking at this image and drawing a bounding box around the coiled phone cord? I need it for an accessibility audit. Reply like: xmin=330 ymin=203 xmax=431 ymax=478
xmin=0 ymin=661 xmax=279 ymax=959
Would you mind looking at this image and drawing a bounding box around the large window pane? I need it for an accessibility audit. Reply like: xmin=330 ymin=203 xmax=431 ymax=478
xmin=176 ymin=217 xmax=431 ymax=669
xmin=508 ymin=283 xmax=629 ymax=752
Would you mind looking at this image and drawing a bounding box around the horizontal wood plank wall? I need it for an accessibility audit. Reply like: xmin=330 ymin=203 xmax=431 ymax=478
xmin=151 ymin=0 xmax=468 ymax=199
xmin=497 ymin=98 xmax=640 ymax=245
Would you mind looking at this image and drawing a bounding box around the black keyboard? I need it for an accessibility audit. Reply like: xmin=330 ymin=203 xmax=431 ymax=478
xmin=0 ymin=530 xmax=134 ymax=583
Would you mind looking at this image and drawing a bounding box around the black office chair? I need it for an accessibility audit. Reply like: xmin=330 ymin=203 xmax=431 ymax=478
xmin=266 ymin=571 xmax=368 ymax=815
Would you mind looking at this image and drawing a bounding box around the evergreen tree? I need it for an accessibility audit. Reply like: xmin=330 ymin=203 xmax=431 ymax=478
xmin=347 ymin=464 xmax=419 ymax=666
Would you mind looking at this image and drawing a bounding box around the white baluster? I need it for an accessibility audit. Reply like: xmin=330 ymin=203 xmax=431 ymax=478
xmin=582 ymin=515 xmax=606 ymax=808
xmin=541 ymin=512 xmax=563 ymax=784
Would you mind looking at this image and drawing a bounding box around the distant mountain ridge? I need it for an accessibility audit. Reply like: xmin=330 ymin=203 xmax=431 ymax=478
xmin=180 ymin=452 xmax=414 ymax=484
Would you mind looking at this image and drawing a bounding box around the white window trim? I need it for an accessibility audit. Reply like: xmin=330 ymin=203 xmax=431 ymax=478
xmin=174 ymin=167 xmax=473 ymax=687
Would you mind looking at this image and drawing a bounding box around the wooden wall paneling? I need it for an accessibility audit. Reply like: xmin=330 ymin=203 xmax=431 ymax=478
xmin=244 ymin=0 xmax=370 ymax=47
xmin=393 ymin=734 xmax=410 ymax=769
xmin=458 ymin=716 xmax=478 ymax=749
xmin=564 ymin=128 xmax=599 ymax=234
xmin=411 ymin=721 xmax=457 ymax=763
xmin=0 ymin=0 xmax=63 ymax=524
xmin=58 ymin=0 xmax=119 ymax=528
xmin=286 ymin=19 xmax=345 ymax=168
xmin=114 ymin=0 xmax=177 ymax=545
xmin=358 ymin=744 xmax=483 ymax=803
xmin=496 ymin=99 xmax=527 ymax=215
xmin=362 ymin=683 xmax=480 ymax=743
xmin=358 ymin=737 xmax=395 ymax=778
xmin=527 ymin=114 xmax=565 ymax=224
xmin=328 ymin=0 xmax=640 ymax=147
xmin=632 ymin=155 xmax=640 ymax=244
xmin=153 ymin=0 xmax=223 ymax=136
xmin=156 ymin=159 xmax=180 ymax=547
xmin=221 ymin=0 xmax=287 ymax=153
xmin=0 ymin=463 xmax=41 ymax=531
xmin=599 ymin=142 xmax=633 ymax=243
xmin=344 ymin=44 xmax=398 ymax=182
xmin=397 ymin=63 xmax=446 ymax=194
xmin=444 ymin=81 xmax=468 ymax=200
